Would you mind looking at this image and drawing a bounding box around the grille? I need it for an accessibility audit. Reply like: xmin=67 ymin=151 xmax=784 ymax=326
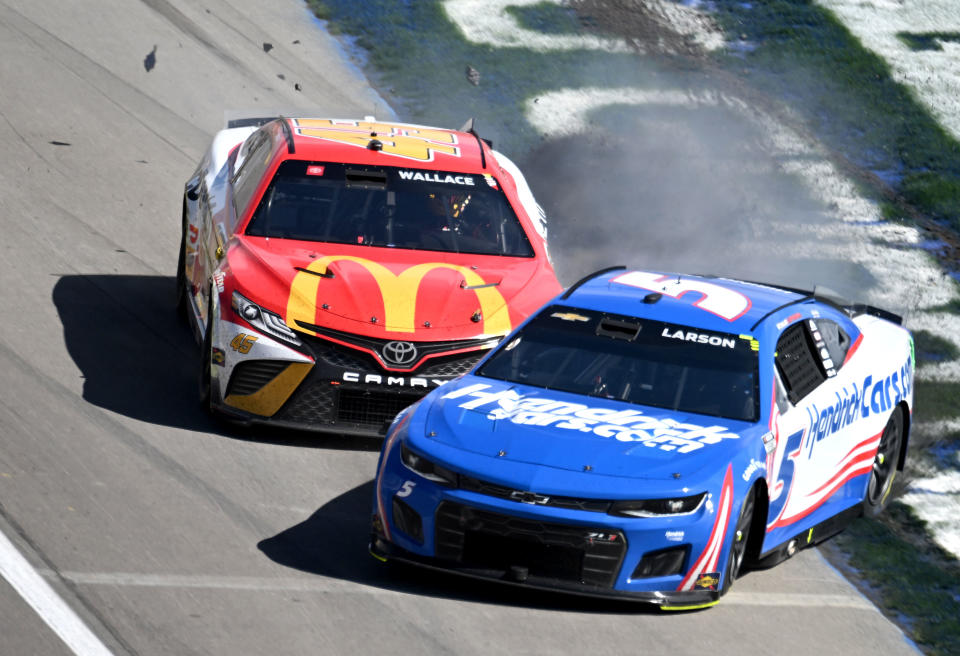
xmin=296 ymin=322 xmax=497 ymax=371
xmin=337 ymin=389 xmax=422 ymax=427
xmin=435 ymin=502 xmax=626 ymax=588
xmin=275 ymin=379 xmax=337 ymax=424
xmin=417 ymin=352 xmax=484 ymax=377
xmin=458 ymin=475 xmax=611 ymax=513
xmin=226 ymin=360 xmax=290 ymax=397
xmin=308 ymin=338 xmax=376 ymax=370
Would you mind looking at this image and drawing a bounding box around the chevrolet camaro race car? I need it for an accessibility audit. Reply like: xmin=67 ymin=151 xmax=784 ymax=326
xmin=177 ymin=116 xmax=562 ymax=436
xmin=371 ymin=267 xmax=914 ymax=608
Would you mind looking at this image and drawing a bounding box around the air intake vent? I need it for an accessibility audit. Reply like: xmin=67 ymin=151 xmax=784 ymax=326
xmin=226 ymin=360 xmax=289 ymax=397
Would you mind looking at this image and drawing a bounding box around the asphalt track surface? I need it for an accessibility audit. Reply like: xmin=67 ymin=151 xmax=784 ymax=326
xmin=0 ymin=1 xmax=920 ymax=654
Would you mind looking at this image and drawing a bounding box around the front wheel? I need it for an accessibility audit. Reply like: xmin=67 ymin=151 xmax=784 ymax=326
xmin=198 ymin=298 xmax=213 ymax=409
xmin=863 ymin=406 xmax=903 ymax=517
xmin=176 ymin=209 xmax=189 ymax=318
xmin=722 ymin=489 xmax=755 ymax=595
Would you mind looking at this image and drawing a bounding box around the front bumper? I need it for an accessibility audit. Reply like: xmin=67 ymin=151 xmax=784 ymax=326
xmin=212 ymin=323 xmax=486 ymax=436
xmin=370 ymin=513 xmax=718 ymax=609
xmin=372 ymin=440 xmax=727 ymax=609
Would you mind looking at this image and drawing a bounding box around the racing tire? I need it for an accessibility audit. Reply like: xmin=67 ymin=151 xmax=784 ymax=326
xmin=198 ymin=297 xmax=213 ymax=410
xmin=722 ymin=488 xmax=755 ymax=595
xmin=176 ymin=208 xmax=188 ymax=319
xmin=862 ymin=406 xmax=903 ymax=517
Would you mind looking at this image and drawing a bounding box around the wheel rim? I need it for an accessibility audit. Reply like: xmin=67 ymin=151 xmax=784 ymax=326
xmin=867 ymin=411 xmax=901 ymax=506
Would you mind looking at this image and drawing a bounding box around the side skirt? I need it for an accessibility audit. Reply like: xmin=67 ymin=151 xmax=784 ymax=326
xmin=753 ymin=505 xmax=862 ymax=570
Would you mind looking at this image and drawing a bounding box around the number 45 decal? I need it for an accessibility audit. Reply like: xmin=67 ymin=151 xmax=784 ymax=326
xmin=230 ymin=333 xmax=258 ymax=354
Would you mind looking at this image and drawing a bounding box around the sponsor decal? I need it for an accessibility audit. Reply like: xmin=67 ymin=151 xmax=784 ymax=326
xmin=342 ymin=372 xmax=447 ymax=388
xmin=661 ymin=328 xmax=736 ymax=349
xmin=213 ymin=271 xmax=225 ymax=293
xmin=306 ymin=165 xmax=325 ymax=176
xmin=678 ymin=465 xmax=734 ymax=591
xmin=551 ymin=312 xmax=590 ymax=322
xmin=761 ymin=432 xmax=776 ymax=455
xmin=586 ymin=532 xmax=619 ymax=544
xmin=665 ymin=530 xmax=685 ymax=542
xmin=611 ymin=271 xmax=751 ymax=321
xmin=742 ymin=458 xmax=766 ymax=482
xmin=398 ymin=170 xmax=475 ymax=185
xmin=694 ymin=573 xmax=720 ymax=591
xmin=287 ymin=255 xmax=511 ymax=336
xmin=804 ymin=355 xmax=913 ymax=459
xmin=483 ymin=173 xmax=499 ymax=189
xmin=211 ymin=347 xmax=225 ymax=366
xmin=442 ymin=383 xmax=741 ymax=453
xmin=188 ymin=224 xmax=199 ymax=244
xmin=294 ymin=119 xmax=461 ymax=162
xmin=776 ymin=312 xmax=803 ymax=331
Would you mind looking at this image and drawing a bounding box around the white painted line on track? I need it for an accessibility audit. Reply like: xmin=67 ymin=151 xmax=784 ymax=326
xmin=723 ymin=591 xmax=875 ymax=610
xmin=51 ymin=570 xmax=877 ymax=609
xmin=50 ymin=570 xmax=391 ymax=595
xmin=0 ymin=530 xmax=113 ymax=656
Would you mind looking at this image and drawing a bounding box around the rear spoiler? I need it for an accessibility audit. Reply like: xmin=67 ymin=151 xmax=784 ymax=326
xmin=842 ymin=303 xmax=903 ymax=325
xmin=224 ymin=116 xmax=294 ymax=154
xmin=695 ymin=275 xmax=904 ymax=329
xmin=226 ymin=116 xmax=280 ymax=129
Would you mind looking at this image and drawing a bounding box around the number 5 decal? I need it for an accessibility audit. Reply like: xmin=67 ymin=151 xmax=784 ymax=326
xmin=611 ymin=271 xmax=751 ymax=321
xmin=397 ymin=480 xmax=416 ymax=498
xmin=767 ymin=428 xmax=804 ymax=529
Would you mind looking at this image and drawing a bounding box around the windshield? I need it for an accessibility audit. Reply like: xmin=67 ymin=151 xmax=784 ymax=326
xmin=245 ymin=161 xmax=534 ymax=256
xmin=477 ymin=305 xmax=760 ymax=422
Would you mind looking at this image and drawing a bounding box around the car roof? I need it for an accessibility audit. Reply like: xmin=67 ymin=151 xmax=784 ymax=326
xmin=560 ymin=268 xmax=810 ymax=334
xmin=277 ymin=117 xmax=490 ymax=173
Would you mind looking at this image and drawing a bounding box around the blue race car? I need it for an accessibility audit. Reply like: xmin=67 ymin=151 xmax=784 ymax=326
xmin=370 ymin=267 xmax=914 ymax=608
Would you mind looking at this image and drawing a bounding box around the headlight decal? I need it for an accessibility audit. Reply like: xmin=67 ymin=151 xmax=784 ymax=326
xmin=609 ymin=493 xmax=706 ymax=518
xmin=231 ymin=291 xmax=301 ymax=345
xmin=400 ymin=443 xmax=457 ymax=486
xmin=677 ymin=464 xmax=734 ymax=592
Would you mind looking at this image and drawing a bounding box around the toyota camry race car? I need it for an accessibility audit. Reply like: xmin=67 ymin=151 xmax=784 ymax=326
xmin=371 ymin=267 xmax=914 ymax=608
xmin=177 ymin=116 xmax=561 ymax=436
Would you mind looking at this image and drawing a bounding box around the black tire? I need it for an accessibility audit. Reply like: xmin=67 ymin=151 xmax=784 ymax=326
xmin=176 ymin=208 xmax=188 ymax=319
xmin=198 ymin=299 xmax=213 ymax=409
xmin=722 ymin=489 xmax=755 ymax=595
xmin=863 ymin=406 xmax=903 ymax=517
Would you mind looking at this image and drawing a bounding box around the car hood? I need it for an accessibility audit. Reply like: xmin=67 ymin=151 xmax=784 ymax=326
xmin=231 ymin=238 xmax=546 ymax=341
xmin=422 ymin=376 xmax=759 ymax=482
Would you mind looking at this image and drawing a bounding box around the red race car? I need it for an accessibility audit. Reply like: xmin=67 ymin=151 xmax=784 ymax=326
xmin=177 ymin=117 xmax=561 ymax=436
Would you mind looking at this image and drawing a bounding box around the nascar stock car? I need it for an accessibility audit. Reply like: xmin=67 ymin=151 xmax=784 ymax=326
xmin=371 ymin=267 xmax=914 ymax=608
xmin=177 ymin=116 xmax=561 ymax=436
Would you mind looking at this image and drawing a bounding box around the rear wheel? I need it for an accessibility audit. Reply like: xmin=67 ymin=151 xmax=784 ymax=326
xmin=863 ymin=406 xmax=903 ymax=517
xmin=722 ymin=489 xmax=755 ymax=595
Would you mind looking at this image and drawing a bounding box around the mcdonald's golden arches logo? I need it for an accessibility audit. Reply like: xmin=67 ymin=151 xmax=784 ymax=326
xmin=286 ymin=255 xmax=511 ymax=336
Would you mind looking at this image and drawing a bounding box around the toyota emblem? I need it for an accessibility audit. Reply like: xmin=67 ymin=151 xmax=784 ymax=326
xmin=381 ymin=340 xmax=418 ymax=366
